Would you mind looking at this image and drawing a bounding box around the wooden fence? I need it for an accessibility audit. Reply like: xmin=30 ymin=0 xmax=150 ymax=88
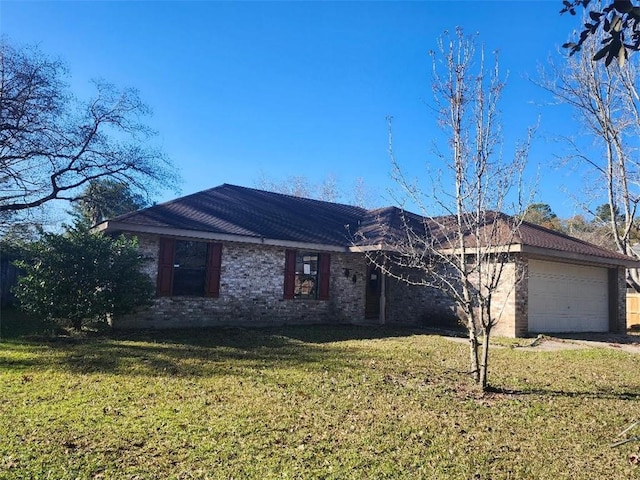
xmin=627 ymin=292 xmax=640 ymax=329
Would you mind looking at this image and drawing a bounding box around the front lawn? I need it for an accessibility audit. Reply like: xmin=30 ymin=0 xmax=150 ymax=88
xmin=1 ymin=325 xmax=639 ymax=479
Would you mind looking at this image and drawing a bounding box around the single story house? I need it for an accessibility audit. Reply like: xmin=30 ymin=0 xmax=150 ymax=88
xmin=96 ymin=184 xmax=639 ymax=337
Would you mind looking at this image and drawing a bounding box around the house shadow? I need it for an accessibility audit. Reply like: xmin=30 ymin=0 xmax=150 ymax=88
xmin=256 ymin=323 xmax=441 ymax=344
xmin=104 ymin=323 xmax=431 ymax=345
xmin=2 ymin=324 xmax=426 ymax=378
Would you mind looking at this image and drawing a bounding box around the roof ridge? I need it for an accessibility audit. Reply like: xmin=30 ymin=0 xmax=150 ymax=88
xmin=230 ymin=184 xmax=370 ymax=212
xmin=105 ymin=184 xmax=227 ymax=223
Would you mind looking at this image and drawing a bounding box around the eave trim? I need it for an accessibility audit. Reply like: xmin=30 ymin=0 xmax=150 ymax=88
xmin=95 ymin=221 xmax=350 ymax=253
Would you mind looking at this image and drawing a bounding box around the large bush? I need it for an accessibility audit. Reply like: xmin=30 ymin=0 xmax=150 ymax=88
xmin=14 ymin=228 xmax=153 ymax=330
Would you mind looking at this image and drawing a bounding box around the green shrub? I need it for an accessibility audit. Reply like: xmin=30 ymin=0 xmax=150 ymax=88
xmin=14 ymin=227 xmax=153 ymax=330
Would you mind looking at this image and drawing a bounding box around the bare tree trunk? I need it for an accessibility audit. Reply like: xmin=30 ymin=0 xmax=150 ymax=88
xmin=468 ymin=316 xmax=480 ymax=383
xmin=479 ymin=325 xmax=491 ymax=391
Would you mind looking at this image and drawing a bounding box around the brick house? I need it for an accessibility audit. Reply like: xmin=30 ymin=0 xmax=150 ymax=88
xmin=96 ymin=184 xmax=638 ymax=337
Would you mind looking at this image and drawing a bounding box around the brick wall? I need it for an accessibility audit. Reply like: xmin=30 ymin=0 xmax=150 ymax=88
xmin=385 ymin=276 xmax=458 ymax=327
xmin=112 ymin=234 xmax=627 ymax=337
xmin=382 ymin=259 xmax=521 ymax=335
xmin=486 ymin=260 xmax=520 ymax=338
xmin=111 ymin=235 xmax=367 ymax=329
xmin=513 ymin=257 xmax=529 ymax=337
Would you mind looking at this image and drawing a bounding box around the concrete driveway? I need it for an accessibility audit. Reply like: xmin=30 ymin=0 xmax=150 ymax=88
xmin=524 ymin=333 xmax=640 ymax=353
xmin=444 ymin=332 xmax=640 ymax=353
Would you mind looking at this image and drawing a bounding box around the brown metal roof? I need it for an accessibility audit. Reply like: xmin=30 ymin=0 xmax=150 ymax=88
xmin=354 ymin=206 xmax=430 ymax=246
xmin=106 ymin=184 xmax=368 ymax=246
xmin=515 ymin=219 xmax=634 ymax=262
xmin=101 ymin=184 xmax=637 ymax=265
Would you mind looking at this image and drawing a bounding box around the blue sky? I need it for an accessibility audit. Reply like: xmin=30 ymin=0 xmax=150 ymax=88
xmin=1 ymin=1 xmax=588 ymax=218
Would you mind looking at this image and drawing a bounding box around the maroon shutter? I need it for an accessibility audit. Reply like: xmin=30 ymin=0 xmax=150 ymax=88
xmin=205 ymin=242 xmax=223 ymax=298
xmin=156 ymin=238 xmax=175 ymax=296
xmin=318 ymin=253 xmax=331 ymax=300
xmin=283 ymin=249 xmax=296 ymax=299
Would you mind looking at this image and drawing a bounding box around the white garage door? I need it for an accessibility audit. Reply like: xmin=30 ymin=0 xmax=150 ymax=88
xmin=528 ymin=260 xmax=609 ymax=333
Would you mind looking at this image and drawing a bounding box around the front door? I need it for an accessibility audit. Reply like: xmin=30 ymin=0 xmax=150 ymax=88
xmin=365 ymin=264 xmax=381 ymax=319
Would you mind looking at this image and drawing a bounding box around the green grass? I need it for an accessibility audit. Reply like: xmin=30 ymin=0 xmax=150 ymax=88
xmin=1 ymin=323 xmax=640 ymax=479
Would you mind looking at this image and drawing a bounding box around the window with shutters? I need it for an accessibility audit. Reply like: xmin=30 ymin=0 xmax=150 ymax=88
xmin=173 ymin=241 xmax=208 ymax=296
xmin=156 ymin=238 xmax=222 ymax=297
xmin=295 ymin=253 xmax=319 ymax=299
xmin=283 ymin=250 xmax=330 ymax=300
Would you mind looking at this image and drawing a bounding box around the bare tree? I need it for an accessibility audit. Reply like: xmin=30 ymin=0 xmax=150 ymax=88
xmin=538 ymin=26 xmax=640 ymax=289
xmin=0 ymin=39 xmax=177 ymax=215
xmin=319 ymin=174 xmax=339 ymax=203
xmin=351 ymin=177 xmax=376 ymax=208
xmin=255 ymin=172 xmax=379 ymax=207
xmin=560 ymin=213 xmax=617 ymax=248
xmin=255 ymin=173 xmax=312 ymax=198
xmin=362 ymin=29 xmax=534 ymax=390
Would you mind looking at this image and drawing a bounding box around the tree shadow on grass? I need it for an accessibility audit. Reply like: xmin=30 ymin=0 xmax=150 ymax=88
xmin=486 ymin=385 xmax=640 ymax=402
xmin=1 ymin=325 xmax=416 ymax=378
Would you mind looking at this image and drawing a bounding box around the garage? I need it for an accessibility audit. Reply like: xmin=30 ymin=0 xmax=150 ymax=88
xmin=528 ymin=259 xmax=610 ymax=333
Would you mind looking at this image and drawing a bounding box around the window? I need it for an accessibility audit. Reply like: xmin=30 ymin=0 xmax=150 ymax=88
xmin=284 ymin=250 xmax=330 ymax=300
xmin=157 ymin=238 xmax=222 ymax=297
xmin=173 ymin=241 xmax=208 ymax=296
xmin=295 ymin=253 xmax=319 ymax=299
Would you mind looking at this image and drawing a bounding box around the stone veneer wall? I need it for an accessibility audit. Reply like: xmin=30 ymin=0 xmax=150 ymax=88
xmin=112 ymin=234 xmax=368 ymax=329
